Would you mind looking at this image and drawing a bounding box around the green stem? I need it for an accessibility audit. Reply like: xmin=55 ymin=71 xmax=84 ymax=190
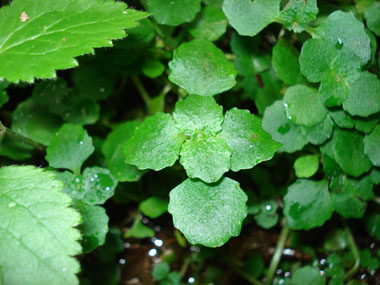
xmin=179 ymin=256 xmax=191 ymax=278
xmin=0 ymin=121 xmax=45 ymax=152
xmin=342 ymin=220 xmax=360 ymax=281
xmin=265 ymin=220 xmax=290 ymax=285
xmin=227 ymin=259 xmax=264 ymax=285
xmin=304 ymin=26 xmax=318 ymax=37
xmin=132 ymin=76 xmax=151 ymax=107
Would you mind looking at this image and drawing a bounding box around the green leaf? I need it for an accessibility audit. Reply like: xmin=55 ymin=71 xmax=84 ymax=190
xmin=254 ymin=200 xmax=279 ymax=229
xmin=343 ymin=71 xmax=380 ymax=117
xmin=146 ymin=0 xmax=201 ymax=26
xmin=284 ymin=85 xmax=327 ymax=127
xmin=316 ymin=11 xmax=371 ymax=64
xmin=0 ymin=136 xmax=33 ymax=161
xmin=365 ymin=213 xmax=380 ymax=241
xmin=0 ymin=166 xmax=81 ymax=284
xmin=124 ymin=215 xmax=154 ymax=239
xmin=152 ymin=262 xmax=170 ymax=281
xmin=284 ymin=179 xmax=334 ymax=230
xmin=364 ymin=125 xmax=380 ymax=167
xmin=102 ymin=120 xmax=144 ymax=182
xmin=168 ymin=177 xmax=248 ymax=247
xmin=331 ymin=128 xmax=372 ymax=177
xmin=74 ymin=201 xmax=109 ymax=253
xmin=189 ymin=6 xmax=228 ymax=41
xmin=222 ymin=0 xmax=280 ymax=37
xmin=173 ymin=95 xmax=223 ymax=134
xmin=294 ymin=155 xmax=319 ymax=178
xmin=139 ymin=197 xmax=168 ymax=219
xmin=221 ymin=108 xmax=281 ymax=171
xmin=12 ymin=99 xmax=62 ymax=145
xmin=329 ymin=109 xmax=355 ymax=129
xmin=123 ymin=112 xmax=184 ymax=171
xmin=142 ymin=59 xmax=165 ymax=79
xmin=0 ymin=90 xmax=8 ymax=108
xmin=0 ymin=0 xmax=148 ymax=83
xmin=262 ymin=100 xmax=308 ymax=153
xmin=169 ymin=39 xmax=237 ymax=96
xmin=330 ymin=175 xmax=373 ymax=219
xmin=272 ymin=39 xmax=305 ymax=85
xmin=300 ymin=114 xmax=334 ymax=145
xmin=179 ymin=133 xmax=231 ymax=183
xmin=292 ymin=266 xmax=325 ymax=285
xmin=364 ymin=2 xmax=380 ymax=36
xmin=278 ymin=0 xmax=318 ymax=33
xmin=46 ymin=124 xmax=94 ymax=174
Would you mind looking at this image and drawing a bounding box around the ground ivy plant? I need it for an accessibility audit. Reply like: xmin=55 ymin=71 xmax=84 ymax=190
xmin=0 ymin=0 xmax=380 ymax=284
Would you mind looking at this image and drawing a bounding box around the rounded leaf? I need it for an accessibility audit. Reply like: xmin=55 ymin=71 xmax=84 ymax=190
xmin=364 ymin=125 xmax=380 ymax=167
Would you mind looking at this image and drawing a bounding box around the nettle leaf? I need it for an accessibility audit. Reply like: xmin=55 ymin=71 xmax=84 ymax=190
xmin=168 ymin=177 xmax=247 ymax=247
xmin=294 ymin=154 xmax=319 ymax=178
xmin=316 ymin=11 xmax=371 ymax=64
xmin=364 ymin=125 xmax=380 ymax=167
xmin=343 ymin=72 xmax=380 ymax=117
xmin=272 ymin=39 xmax=305 ymax=86
xmin=189 ymin=6 xmax=228 ymax=42
xmin=0 ymin=166 xmax=81 ymax=284
xmin=146 ymin=0 xmax=201 ymax=26
xmin=123 ymin=113 xmax=185 ymax=171
xmin=221 ymin=108 xmax=281 ymax=171
xmin=139 ymin=197 xmax=168 ymax=219
xmin=293 ymin=266 xmax=325 ymax=285
xmin=364 ymin=2 xmax=380 ymax=36
xmin=299 ymin=39 xmax=361 ymax=107
xmin=169 ymin=39 xmax=237 ymax=96
xmin=180 ymin=133 xmax=231 ymax=183
xmin=284 ymin=179 xmax=334 ymax=230
xmin=222 ymin=0 xmax=280 ymax=37
xmin=102 ymin=120 xmax=144 ymax=182
xmin=262 ymin=100 xmax=308 ymax=153
xmin=173 ymin=95 xmax=223 ymax=134
xmin=278 ymin=0 xmax=318 ymax=33
xmin=283 ymin=85 xmax=327 ymax=127
xmin=75 ymin=201 xmax=108 ymax=253
xmin=0 ymin=0 xmax=148 ymax=83
xmin=330 ymin=175 xmax=374 ymax=219
xmin=331 ymin=128 xmax=372 ymax=177
xmin=46 ymin=124 xmax=94 ymax=174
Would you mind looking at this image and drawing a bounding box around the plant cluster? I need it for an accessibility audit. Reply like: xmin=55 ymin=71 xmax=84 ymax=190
xmin=0 ymin=0 xmax=380 ymax=284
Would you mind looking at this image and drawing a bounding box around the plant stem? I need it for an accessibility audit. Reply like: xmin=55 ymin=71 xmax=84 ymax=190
xmin=342 ymin=220 xmax=360 ymax=281
xmin=179 ymin=256 xmax=191 ymax=278
xmin=227 ymin=259 xmax=263 ymax=285
xmin=132 ymin=76 xmax=151 ymax=107
xmin=0 ymin=121 xmax=45 ymax=152
xmin=265 ymin=220 xmax=290 ymax=285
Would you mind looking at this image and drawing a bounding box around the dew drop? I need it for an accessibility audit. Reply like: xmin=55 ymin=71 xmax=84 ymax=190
xmin=265 ymin=204 xmax=272 ymax=212
xmin=148 ymin=248 xmax=157 ymax=257
xmin=335 ymin=38 xmax=344 ymax=49
xmin=79 ymin=141 xmax=84 ymax=145
xmin=119 ymin=258 xmax=126 ymax=265
xmin=188 ymin=277 xmax=195 ymax=283
xmin=104 ymin=186 xmax=111 ymax=191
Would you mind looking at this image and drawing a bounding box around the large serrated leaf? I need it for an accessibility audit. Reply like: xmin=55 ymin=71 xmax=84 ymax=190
xmin=0 ymin=166 xmax=81 ymax=284
xmin=0 ymin=0 xmax=148 ymax=82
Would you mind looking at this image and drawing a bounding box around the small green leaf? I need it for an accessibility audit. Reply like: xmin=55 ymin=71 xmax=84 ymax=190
xmin=254 ymin=200 xmax=279 ymax=229
xmin=75 ymin=201 xmax=109 ymax=253
xmin=173 ymin=95 xmax=223 ymax=134
xmin=179 ymin=133 xmax=231 ymax=183
xmin=222 ymin=0 xmax=280 ymax=37
xmin=272 ymin=39 xmax=305 ymax=85
xmin=292 ymin=266 xmax=325 ymax=285
xmin=284 ymin=85 xmax=327 ymax=127
xmin=123 ymin=112 xmax=184 ymax=171
xmin=301 ymin=114 xmax=334 ymax=145
xmin=102 ymin=120 xmax=144 ymax=182
xmin=46 ymin=124 xmax=94 ymax=174
xmin=189 ymin=6 xmax=228 ymax=41
xmin=142 ymin=59 xmax=165 ymax=79
xmin=222 ymin=108 xmax=281 ymax=171
xmin=152 ymin=263 xmax=170 ymax=281
xmin=331 ymin=128 xmax=372 ymax=177
xmin=278 ymin=0 xmax=318 ymax=33
xmin=316 ymin=11 xmax=371 ymax=64
xmin=168 ymin=177 xmax=248 ymax=247
xmin=262 ymin=100 xmax=308 ymax=153
xmin=169 ymin=39 xmax=237 ymax=96
xmin=139 ymin=197 xmax=168 ymax=219
xmin=365 ymin=213 xmax=380 ymax=241
xmin=146 ymin=0 xmax=201 ymax=26
xmin=0 ymin=166 xmax=81 ymax=284
xmin=364 ymin=125 xmax=380 ymax=167
xmin=0 ymin=136 xmax=33 ymax=161
xmin=0 ymin=0 xmax=148 ymax=82
xmin=284 ymin=179 xmax=334 ymax=230
xmin=124 ymin=215 xmax=155 ymax=239
xmin=329 ymin=109 xmax=355 ymax=129
xmin=343 ymin=71 xmax=380 ymax=117
xmin=364 ymin=2 xmax=380 ymax=36
xmin=294 ymin=155 xmax=319 ymax=178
